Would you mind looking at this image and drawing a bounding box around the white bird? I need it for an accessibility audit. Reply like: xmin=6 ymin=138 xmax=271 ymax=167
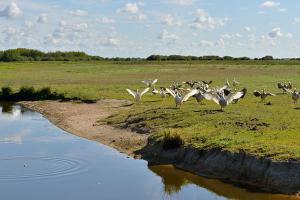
xmin=126 ymin=88 xmax=150 ymax=102
xmin=166 ymin=88 xmax=198 ymax=108
xmin=232 ymin=78 xmax=240 ymax=87
xmin=253 ymin=89 xmax=276 ymax=102
xmin=204 ymin=88 xmax=247 ymax=111
xmin=142 ymin=79 xmax=158 ymax=88
xmin=292 ymin=89 xmax=300 ymax=104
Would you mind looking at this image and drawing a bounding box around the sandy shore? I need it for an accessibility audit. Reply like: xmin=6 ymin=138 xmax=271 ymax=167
xmin=19 ymin=100 xmax=148 ymax=157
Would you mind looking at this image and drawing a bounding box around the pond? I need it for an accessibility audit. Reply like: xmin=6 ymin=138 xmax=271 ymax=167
xmin=0 ymin=102 xmax=296 ymax=200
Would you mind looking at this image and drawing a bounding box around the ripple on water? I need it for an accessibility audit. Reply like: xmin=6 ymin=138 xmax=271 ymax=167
xmin=0 ymin=156 xmax=88 ymax=182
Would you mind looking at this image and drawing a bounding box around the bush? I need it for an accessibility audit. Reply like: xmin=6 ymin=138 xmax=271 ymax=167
xmin=162 ymin=132 xmax=184 ymax=150
xmin=0 ymin=87 xmax=13 ymax=100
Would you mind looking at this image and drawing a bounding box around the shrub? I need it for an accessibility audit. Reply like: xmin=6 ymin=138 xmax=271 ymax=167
xmin=162 ymin=131 xmax=184 ymax=150
xmin=0 ymin=87 xmax=13 ymax=100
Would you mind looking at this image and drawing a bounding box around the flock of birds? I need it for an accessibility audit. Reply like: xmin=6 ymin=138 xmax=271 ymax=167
xmin=125 ymin=79 xmax=300 ymax=111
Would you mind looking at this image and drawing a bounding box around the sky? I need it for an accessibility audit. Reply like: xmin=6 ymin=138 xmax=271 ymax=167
xmin=0 ymin=0 xmax=300 ymax=58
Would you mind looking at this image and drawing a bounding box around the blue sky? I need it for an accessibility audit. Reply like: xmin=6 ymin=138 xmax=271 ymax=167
xmin=0 ymin=0 xmax=300 ymax=58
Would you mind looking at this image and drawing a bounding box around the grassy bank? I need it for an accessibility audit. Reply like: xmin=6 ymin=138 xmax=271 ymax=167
xmin=1 ymin=61 xmax=300 ymax=160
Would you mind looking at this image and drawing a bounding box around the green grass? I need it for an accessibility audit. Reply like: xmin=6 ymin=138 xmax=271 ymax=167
xmin=1 ymin=60 xmax=300 ymax=160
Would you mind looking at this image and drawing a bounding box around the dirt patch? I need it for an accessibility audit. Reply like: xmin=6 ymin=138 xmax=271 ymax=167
xmin=19 ymin=100 xmax=148 ymax=157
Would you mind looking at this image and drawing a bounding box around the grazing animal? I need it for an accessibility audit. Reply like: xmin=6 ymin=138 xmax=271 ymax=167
xmin=142 ymin=79 xmax=158 ymax=88
xmin=292 ymin=89 xmax=300 ymax=104
xmin=253 ymin=89 xmax=275 ymax=102
xmin=166 ymin=88 xmax=198 ymax=108
xmin=204 ymin=88 xmax=247 ymax=111
xmin=126 ymin=88 xmax=150 ymax=102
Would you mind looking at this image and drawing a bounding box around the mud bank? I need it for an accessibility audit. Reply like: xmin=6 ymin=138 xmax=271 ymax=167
xmin=19 ymin=100 xmax=300 ymax=195
xmin=140 ymin=144 xmax=300 ymax=195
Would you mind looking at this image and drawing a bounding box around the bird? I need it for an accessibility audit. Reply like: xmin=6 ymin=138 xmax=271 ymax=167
xmin=232 ymin=88 xmax=247 ymax=103
xmin=203 ymin=88 xmax=247 ymax=111
xmin=142 ymin=79 xmax=158 ymax=88
xmin=193 ymin=89 xmax=206 ymax=104
xmin=225 ymin=79 xmax=230 ymax=87
xmin=182 ymin=81 xmax=199 ymax=88
xmin=292 ymin=89 xmax=300 ymax=104
xmin=166 ymin=88 xmax=199 ymax=108
xmin=201 ymin=80 xmax=213 ymax=85
xmin=126 ymin=88 xmax=150 ymax=102
xmin=253 ymin=89 xmax=275 ymax=102
xmin=277 ymin=82 xmax=293 ymax=93
xmin=152 ymin=88 xmax=159 ymax=95
xmin=232 ymin=78 xmax=240 ymax=87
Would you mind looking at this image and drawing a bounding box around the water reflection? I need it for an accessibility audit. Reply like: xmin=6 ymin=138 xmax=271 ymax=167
xmin=149 ymin=165 xmax=298 ymax=200
xmin=1 ymin=102 xmax=13 ymax=113
xmin=0 ymin=102 xmax=298 ymax=200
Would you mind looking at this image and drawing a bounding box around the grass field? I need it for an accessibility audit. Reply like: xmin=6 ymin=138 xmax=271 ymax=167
xmin=1 ymin=61 xmax=300 ymax=160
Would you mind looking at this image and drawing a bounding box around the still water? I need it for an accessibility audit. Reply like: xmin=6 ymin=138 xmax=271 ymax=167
xmin=0 ymin=102 xmax=297 ymax=200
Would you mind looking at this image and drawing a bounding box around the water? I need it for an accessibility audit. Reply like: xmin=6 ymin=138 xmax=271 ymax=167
xmin=0 ymin=102 xmax=297 ymax=200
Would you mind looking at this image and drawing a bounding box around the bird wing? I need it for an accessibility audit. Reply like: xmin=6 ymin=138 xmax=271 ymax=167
xmin=126 ymin=89 xmax=136 ymax=97
xmin=165 ymin=88 xmax=176 ymax=98
xmin=217 ymin=84 xmax=228 ymax=92
xmin=204 ymin=92 xmax=220 ymax=105
xmin=182 ymin=89 xmax=199 ymax=102
xmin=266 ymin=92 xmax=276 ymax=96
xmin=140 ymin=88 xmax=150 ymax=96
xmin=152 ymin=89 xmax=159 ymax=94
xmin=151 ymin=79 xmax=158 ymax=85
xmin=283 ymin=87 xmax=292 ymax=93
xmin=227 ymin=88 xmax=247 ymax=104
xmin=253 ymin=91 xmax=261 ymax=97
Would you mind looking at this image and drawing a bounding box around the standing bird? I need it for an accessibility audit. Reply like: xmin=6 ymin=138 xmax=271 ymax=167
xmin=203 ymin=88 xmax=247 ymax=111
xmin=253 ymin=89 xmax=276 ymax=102
xmin=142 ymin=79 xmax=158 ymax=88
xmin=126 ymin=88 xmax=150 ymax=103
xmin=292 ymin=89 xmax=300 ymax=104
xmin=166 ymin=88 xmax=198 ymax=108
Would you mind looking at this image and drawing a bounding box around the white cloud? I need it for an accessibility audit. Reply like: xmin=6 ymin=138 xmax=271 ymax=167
xmin=168 ymin=0 xmax=194 ymax=5
xmin=268 ymin=27 xmax=282 ymax=38
xmin=244 ymin=26 xmax=251 ymax=32
xmin=96 ymin=17 xmax=115 ymax=24
xmin=0 ymin=2 xmax=22 ymax=19
xmin=102 ymin=38 xmax=119 ymax=46
xmin=37 ymin=14 xmax=47 ymax=23
xmin=189 ymin=9 xmax=228 ymax=30
xmin=199 ymin=40 xmax=214 ymax=47
xmin=267 ymin=27 xmax=292 ymax=39
xmin=160 ymin=14 xmax=181 ymax=26
xmin=117 ymin=2 xmax=146 ymax=21
xmin=67 ymin=9 xmax=88 ymax=16
xmin=294 ymin=18 xmax=300 ymax=25
xmin=158 ymin=29 xmax=179 ymax=41
xmin=215 ymin=38 xmax=225 ymax=48
xmin=261 ymin=1 xmax=280 ymax=8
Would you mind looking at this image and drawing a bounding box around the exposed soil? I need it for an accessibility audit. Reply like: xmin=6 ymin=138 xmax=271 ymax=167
xmin=19 ymin=100 xmax=148 ymax=157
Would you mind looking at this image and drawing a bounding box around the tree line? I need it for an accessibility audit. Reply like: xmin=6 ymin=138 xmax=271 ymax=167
xmin=0 ymin=48 xmax=297 ymax=62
